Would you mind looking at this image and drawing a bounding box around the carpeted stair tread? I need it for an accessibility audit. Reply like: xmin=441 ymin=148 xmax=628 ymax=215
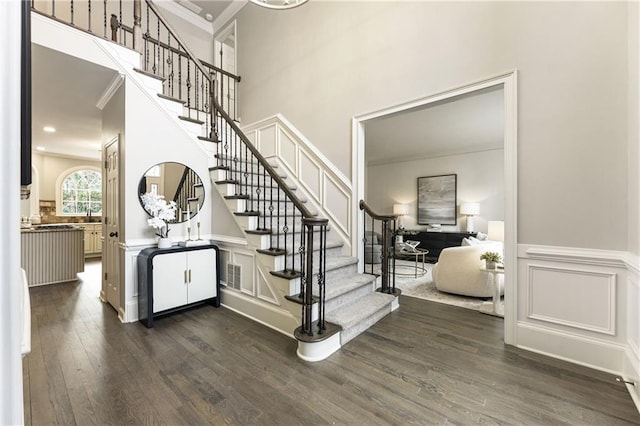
xmin=318 ymin=273 xmax=376 ymax=301
xmin=325 ymin=292 xmax=394 ymax=331
xmin=323 ymin=256 xmax=358 ymax=273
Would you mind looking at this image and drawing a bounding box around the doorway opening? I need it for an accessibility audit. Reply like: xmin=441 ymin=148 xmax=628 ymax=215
xmin=352 ymin=71 xmax=518 ymax=344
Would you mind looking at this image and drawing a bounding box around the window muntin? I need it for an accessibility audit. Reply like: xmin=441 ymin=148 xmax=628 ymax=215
xmin=60 ymin=170 xmax=102 ymax=215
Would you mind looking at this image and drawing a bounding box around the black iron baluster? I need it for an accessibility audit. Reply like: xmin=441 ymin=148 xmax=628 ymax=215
xmin=269 ymin=175 xmax=275 ymax=250
xmin=262 ymin=166 xmax=268 ymax=231
xmin=88 ymin=0 xmax=92 ymax=32
xmin=144 ymin=3 xmax=150 ymax=71
xmin=299 ymin=223 xmax=307 ymax=333
xmin=282 ymin=188 xmax=289 ymax=270
xmin=290 ymin=209 xmax=296 ymax=274
xmin=194 ymin=70 xmax=199 ymax=116
xmin=167 ymin=35 xmax=173 ymax=96
xmin=52 ymin=0 xmax=55 ymax=17
xmin=178 ymin=55 xmax=182 ymax=100
xmin=243 ymin=145 xmax=249 ymax=213
xmin=70 ymin=0 xmax=74 ymax=25
xmin=186 ymin=60 xmax=191 ymax=112
xmin=155 ymin=14 xmax=159 ymax=74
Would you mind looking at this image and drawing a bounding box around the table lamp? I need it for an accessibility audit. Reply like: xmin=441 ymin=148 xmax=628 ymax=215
xmin=460 ymin=202 xmax=480 ymax=232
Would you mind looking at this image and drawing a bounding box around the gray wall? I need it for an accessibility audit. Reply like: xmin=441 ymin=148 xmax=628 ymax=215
xmin=233 ymin=1 xmax=632 ymax=251
xmin=366 ymin=149 xmax=504 ymax=234
xmin=628 ymin=1 xmax=639 ymax=256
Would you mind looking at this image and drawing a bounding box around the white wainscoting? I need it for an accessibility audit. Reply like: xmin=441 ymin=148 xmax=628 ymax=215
xmin=517 ymin=244 xmax=630 ymax=375
xmin=623 ymin=254 xmax=640 ymax=410
xmin=212 ymin=239 xmax=301 ymax=338
xmin=242 ymin=115 xmax=352 ymax=253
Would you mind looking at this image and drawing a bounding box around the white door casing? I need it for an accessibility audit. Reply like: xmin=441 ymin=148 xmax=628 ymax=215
xmin=352 ymin=71 xmax=518 ymax=345
xmin=103 ymin=136 xmax=121 ymax=312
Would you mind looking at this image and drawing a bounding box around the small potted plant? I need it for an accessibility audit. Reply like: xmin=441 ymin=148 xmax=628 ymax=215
xmin=480 ymin=251 xmax=502 ymax=269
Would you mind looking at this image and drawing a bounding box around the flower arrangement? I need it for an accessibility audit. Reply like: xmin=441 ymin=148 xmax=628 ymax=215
xmin=140 ymin=192 xmax=177 ymax=238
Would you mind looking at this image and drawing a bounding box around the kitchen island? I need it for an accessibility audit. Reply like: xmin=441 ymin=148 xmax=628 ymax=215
xmin=20 ymin=225 xmax=84 ymax=286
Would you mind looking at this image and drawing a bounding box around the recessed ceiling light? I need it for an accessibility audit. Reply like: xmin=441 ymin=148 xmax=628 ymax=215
xmin=36 ymin=146 xmax=46 ymax=151
xmin=43 ymin=126 xmax=56 ymax=133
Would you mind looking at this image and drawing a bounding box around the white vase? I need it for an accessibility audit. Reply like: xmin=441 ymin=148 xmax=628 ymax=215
xmin=158 ymin=237 xmax=171 ymax=249
xmin=485 ymin=260 xmax=496 ymax=269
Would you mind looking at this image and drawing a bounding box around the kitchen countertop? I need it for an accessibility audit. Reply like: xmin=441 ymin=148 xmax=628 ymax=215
xmin=21 ymin=224 xmax=84 ymax=233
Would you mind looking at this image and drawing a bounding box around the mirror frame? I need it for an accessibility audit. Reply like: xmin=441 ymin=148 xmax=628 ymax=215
xmin=138 ymin=162 xmax=204 ymax=223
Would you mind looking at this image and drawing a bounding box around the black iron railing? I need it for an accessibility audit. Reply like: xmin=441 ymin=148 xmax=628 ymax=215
xmin=359 ymin=200 xmax=399 ymax=295
xmin=30 ymin=0 xmax=241 ymax=127
xmin=31 ymin=0 xmax=333 ymax=342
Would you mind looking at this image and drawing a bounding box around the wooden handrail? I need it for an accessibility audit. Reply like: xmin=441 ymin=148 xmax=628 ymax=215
xmin=359 ymin=200 xmax=397 ymax=221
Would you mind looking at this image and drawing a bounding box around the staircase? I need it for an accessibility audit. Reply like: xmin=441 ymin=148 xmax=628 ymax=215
xmin=31 ymin=0 xmax=399 ymax=361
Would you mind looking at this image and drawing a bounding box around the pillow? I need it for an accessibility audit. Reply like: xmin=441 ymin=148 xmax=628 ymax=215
xmin=461 ymin=238 xmax=473 ymax=246
xmin=476 ymin=232 xmax=488 ymax=241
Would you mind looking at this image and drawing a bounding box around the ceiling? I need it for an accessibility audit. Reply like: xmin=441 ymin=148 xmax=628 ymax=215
xmin=32 ymin=44 xmax=119 ymax=160
xmin=188 ymin=0 xmax=234 ymax=21
xmin=365 ymin=86 xmax=504 ymax=165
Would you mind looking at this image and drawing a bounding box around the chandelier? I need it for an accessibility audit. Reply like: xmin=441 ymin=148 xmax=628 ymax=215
xmin=248 ymin=0 xmax=309 ymax=10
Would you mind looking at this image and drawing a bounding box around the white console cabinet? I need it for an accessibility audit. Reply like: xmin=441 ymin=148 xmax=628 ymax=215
xmin=138 ymin=244 xmax=220 ymax=327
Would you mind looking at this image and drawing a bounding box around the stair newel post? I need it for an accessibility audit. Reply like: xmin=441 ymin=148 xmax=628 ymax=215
xmin=132 ymin=0 xmax=142 ymax=53
xmin=303 ymin=221 xmax=315 ymax=335
xmin=392 ymin=218 xmax=397 ymax=294
xmin=380 ymin=219 xmax=390 ymax=294
xmin=317 ymin=220 xmax=327 ymax=333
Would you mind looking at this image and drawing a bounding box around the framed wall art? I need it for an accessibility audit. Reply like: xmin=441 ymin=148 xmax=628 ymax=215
xmin=417 ymin=174 xmax=457 ymax=226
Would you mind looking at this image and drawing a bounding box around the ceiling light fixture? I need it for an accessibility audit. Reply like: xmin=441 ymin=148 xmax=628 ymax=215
xmin=248 ymin=0 xmax=309 ymax=10
xmin=36 ymin=146 xmax=46 ymax=151
xmin=43 ymin=126 xmax=56 ymax=133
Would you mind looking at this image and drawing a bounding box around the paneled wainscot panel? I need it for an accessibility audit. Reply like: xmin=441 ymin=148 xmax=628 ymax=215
xmin=527 ymin=264 xmax=616 ymax=335
xmin=257 ymin=124 xmax=277 ymax=158
xmin=278 ymin=128 xmax=297 ymax=174
xmin=323 ymin=174 xmax=350 ymax=236
xmin=299 ymin=150 xmax=322 ymax=201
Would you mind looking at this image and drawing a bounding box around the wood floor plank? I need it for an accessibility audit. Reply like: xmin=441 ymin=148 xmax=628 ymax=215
xmin=22 ymin=260 xmax=640 ymax=425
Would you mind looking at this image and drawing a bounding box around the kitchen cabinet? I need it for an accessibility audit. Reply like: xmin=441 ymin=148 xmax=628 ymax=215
xmin=83 ymin=223 xmax=102 ymax=256
xmin=137 ymin=244 xmax=220 ymax=327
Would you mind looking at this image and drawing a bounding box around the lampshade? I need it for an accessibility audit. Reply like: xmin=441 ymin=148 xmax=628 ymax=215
xmin=487 ymin=220 xmax=505 ymax=242
xmin=393 ymin=204 xmax=410 ymax=216
xmin=460 ymin=202 xmax=480 ymax=216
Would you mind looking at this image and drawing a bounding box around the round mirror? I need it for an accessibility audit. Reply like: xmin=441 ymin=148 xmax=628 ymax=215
xmin=138 ymin=162 xmax=204 ymax=223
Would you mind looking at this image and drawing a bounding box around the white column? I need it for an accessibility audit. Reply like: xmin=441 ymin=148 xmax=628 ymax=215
xmin=0 ymin=0 xmax=26 ymax=423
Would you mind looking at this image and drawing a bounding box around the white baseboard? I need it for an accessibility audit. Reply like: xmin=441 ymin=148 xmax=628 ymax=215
xmin=123 ymin=300 xmax=139 ymax=323
xmin=221 ymin=288 xmax=298 ymax=339
xmin=624 ymin=344 xmax=640 ymax=413
xmin=517 ymin=322 xmax=626 ymax=375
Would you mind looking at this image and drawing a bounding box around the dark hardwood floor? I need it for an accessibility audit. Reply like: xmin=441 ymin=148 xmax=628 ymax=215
xmin=23 ymin=259 xmax=640 ymax=425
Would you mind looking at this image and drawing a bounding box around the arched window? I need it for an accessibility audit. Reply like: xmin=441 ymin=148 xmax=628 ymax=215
xmin=57 ymin=168 xmax=102 ymax=215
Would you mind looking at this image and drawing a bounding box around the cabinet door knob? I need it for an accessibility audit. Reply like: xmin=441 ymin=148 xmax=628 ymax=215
xmin=109 ymin=231 xmax=118 ymax=237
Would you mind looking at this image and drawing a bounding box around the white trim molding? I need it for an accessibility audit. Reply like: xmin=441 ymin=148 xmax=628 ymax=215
xmin=352 ymin=71 xmax=519 ymax=345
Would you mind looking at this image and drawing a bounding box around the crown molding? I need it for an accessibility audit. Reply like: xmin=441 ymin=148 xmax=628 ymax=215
xmin=96 ymin=73 xmax=124 ymax=111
